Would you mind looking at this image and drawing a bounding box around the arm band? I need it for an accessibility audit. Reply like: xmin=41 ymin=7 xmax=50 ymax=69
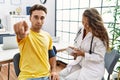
xmin=48 ymin=50 xmax=56 ymax=58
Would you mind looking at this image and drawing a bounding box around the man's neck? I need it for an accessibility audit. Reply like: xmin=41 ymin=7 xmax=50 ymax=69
xmin=30 ymin=28 xmax=41 ymax=33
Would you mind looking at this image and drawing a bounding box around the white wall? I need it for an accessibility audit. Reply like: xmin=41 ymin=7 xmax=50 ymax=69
xmin=43 ymin=0 xmax=56 ymax=36
xmin=0 ymin=0 xmax=55 ymax=36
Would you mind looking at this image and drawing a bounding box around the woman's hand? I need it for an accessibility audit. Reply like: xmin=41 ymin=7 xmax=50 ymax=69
xmin=70 ymin=47 xmax=85 ymax=57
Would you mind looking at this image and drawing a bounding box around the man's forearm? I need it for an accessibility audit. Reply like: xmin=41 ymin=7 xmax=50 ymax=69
xmin=49 ymin=57 xmax=57 ymax=72
xmin=49 ymin=57 xmax=59 ymax=80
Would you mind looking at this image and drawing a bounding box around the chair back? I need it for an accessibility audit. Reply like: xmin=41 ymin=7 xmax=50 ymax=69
xmin=104 ymin=49 xmax=120 ymax=80
xmin=13 ymin=53 xmax=20 ymax=76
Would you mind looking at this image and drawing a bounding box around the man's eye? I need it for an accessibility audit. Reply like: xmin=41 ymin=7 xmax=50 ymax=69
xmin=34 ymin=16 xmax=39 ymax=19
xmin=41 ymin=16 xmax=45 ymax=20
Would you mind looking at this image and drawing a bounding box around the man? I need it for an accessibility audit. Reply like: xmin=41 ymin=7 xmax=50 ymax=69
xmin=14 ymin=4 xmax=59 ymax=80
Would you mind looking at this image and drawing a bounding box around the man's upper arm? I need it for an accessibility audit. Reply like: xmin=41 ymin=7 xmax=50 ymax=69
xmin=48 ymin=49 xmax=56 ymax=58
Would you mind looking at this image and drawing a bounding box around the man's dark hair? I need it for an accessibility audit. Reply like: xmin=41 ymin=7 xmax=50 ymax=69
xmin=29 ymin=4 xmax=47 ymax=16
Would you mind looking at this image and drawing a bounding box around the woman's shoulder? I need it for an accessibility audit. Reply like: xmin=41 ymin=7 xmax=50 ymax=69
xmin=93 ymin=36 xmax=104 ymax=45
xmin=94 ymin=36 xmax=102 ymax=41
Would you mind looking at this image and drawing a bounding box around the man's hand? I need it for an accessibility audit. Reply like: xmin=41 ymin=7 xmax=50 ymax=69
xmin=50 ymin=71 xmax=59 ymax=80
xmin=14 ymin=21 xmax=28 ymax=39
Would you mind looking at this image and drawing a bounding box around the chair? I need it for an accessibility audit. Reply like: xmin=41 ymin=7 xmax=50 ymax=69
xmin=103 ymin=49 xmax=120 ymax=80
xmin=13 ymin=46 xmax=57 ymax=77
xmin=13 ymin=53 xmax=20 ymax=76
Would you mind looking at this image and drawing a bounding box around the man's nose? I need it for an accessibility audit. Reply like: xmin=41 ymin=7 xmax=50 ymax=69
xmin=37 ymin=19 xmax=42 ymax=24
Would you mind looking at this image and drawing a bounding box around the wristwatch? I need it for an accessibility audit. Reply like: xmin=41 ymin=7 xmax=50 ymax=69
xmin=40 ymin=0 xmax=47 ymax=4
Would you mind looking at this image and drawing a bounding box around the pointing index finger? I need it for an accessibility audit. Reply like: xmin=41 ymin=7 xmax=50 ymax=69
xmin=23 ymin=21 xmax=28 ymax=31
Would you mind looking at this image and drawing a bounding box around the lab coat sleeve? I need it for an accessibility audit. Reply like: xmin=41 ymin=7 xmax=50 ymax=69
xmin=84 ymin=39 xmax=106 ymax=63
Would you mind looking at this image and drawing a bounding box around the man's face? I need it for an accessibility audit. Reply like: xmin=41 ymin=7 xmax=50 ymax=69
xmin=30 ymin=10 xmax=46 ymax=32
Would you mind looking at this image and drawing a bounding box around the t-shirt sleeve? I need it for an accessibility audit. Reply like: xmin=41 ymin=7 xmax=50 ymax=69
xmin=48 ymin=35 xmax=56 ymax=58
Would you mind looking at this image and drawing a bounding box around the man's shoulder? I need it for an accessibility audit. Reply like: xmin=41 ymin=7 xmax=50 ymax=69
xmin=41 ymin=30 xmax=52 ymax=39
xmin=41 ymin=30 xmax=50 ymax=35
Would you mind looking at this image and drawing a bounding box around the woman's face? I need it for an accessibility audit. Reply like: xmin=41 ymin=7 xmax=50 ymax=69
xmin=82 ymin=15 xmax=89 ymax=30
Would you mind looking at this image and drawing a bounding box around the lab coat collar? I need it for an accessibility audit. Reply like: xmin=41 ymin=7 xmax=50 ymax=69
xmin=82 ymin=31 xmax=93 ymax=41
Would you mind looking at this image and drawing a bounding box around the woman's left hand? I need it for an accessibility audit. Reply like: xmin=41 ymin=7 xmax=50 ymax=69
xmin=72 ymin=48 xmax=85 ymax=57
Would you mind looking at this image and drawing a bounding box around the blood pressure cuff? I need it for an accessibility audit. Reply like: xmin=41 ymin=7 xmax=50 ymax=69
xmin=48 ymin=49 xmax=56 ymax=58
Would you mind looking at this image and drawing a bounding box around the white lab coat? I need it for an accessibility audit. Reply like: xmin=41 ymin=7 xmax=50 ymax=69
xmin=59 ymin=28 xmax=106 ymax=80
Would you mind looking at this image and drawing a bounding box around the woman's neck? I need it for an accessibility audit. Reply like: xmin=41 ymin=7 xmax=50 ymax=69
xmin=83 ymin=29 xmax=90 ymax=39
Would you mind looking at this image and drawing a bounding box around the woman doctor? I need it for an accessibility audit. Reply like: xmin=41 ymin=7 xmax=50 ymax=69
xmin=59 ymin=8 xmax=109 ymax=80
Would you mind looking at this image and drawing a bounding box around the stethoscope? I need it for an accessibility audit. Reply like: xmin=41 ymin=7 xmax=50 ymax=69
xmin=74 ymin=28 xmax=82 ymax=42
